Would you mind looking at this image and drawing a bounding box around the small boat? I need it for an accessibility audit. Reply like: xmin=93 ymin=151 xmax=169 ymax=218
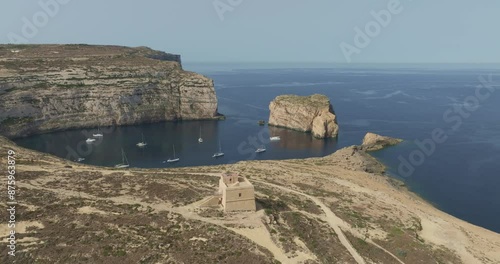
xmin=93 ymin=126 xmax=103 ymax=137
xmin=258 ymin=120 xmax=265 ymax=126
xmin=76 ymin=158 xmax=85 ymax=162
xmin=86 ymin=138 xmax=96 ymax=143
xmin=166 ymin=145 xmax=180 ymax=163
xmin=212 ymin=152 xmax=224 ymax=158
xmin=136 ymin=133 xmax=147 ymax=148
xmin=270 ymin=136 xmax=281 ymax=141
xmin=115 ymin=148 xmax=130 ymax=168
xmin=255 ymin=146 xmax=266 ymax=153
xmin=212 ymin=140 xmax=224 ymax=158
xmin=198 ymin=126 xmax=203 ymax=143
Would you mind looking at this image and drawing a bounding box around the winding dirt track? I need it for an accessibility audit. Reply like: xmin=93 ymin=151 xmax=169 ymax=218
xmin=177 ymin=172 xmax=405 ymax=264
xmin=253 ymin=180 xmax=366 ymax=264
xmin=18 ymin=170 xmax=405 ymax=264
xmin=259 ymin=162 xmax=409 ymax=263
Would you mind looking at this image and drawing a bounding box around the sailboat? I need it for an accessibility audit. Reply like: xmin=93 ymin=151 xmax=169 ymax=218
xmin=136 ymin=133 xmax=147 ymax=148
xmin=93 ymin=126 xmax=103 ymax=137
xmin=212 ymin=140 xmax=224 ymax=158
xmin=255 ymin=146 xmax=266 ymax=153
xmin=166 ymin=145 xmax=180 ymax=163
xmin=198 ymin=126 xmax=203 ymax=143
xmin=115 ymin=149 xmax=130 ymax=168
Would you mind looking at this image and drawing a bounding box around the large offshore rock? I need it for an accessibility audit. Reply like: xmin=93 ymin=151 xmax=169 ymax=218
xmin=268 ymin=94 xmax=339 ymax=138
xmin=0 ymin=44 xmax=222 ymax=137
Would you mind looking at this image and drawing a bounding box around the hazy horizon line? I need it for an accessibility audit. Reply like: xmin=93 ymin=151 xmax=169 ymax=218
xmin=184 ymin=61 xmax=500 ymax=64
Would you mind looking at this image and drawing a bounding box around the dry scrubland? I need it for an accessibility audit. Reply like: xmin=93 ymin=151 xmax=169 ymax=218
xmin=0 ymin=136 xmax=499 ymax=264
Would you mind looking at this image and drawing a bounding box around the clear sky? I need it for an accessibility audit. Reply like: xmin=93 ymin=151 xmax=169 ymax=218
xmin=1 ymin=0 xmax=499 ymax=63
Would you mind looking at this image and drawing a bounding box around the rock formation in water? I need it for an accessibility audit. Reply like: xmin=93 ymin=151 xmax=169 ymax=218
xmin=268 ymin=94 xmax=339 ymax=138
xmin=361 ymin=132 xmax=403 ymax=151
xmin=0 ymin=44 xmax=222 ymax=138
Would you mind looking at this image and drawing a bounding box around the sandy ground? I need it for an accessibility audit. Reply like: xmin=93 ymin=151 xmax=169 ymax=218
xmin=1 ymin=135 xmax=499 ymax=263
xmin=232 ymin=147 xmax=500 ymax=263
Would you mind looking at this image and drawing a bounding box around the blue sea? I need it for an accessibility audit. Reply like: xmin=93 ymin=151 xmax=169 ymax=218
xmin=14 ymin=63 xmax=500 ymax=233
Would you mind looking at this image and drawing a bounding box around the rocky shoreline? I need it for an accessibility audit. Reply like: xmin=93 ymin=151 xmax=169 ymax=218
xmin=361 ymin=132 xmax=403 ymax=152
xmin=0 ymin=44 xmax=222 ymax=138
xmin=0 ymin=135 xmax=498 ymax=263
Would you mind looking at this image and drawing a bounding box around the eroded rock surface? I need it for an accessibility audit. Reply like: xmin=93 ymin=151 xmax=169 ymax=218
xmin=268 ymin=94 xmax=339 ymax=138
xmin=362 ymin=132 xmax=403 ymax=151
xmin=0 ymin=44 xmax=221 ymax=137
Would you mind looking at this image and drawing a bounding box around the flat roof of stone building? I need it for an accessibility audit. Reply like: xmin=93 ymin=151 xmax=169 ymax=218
xmin=221 ymin=174 xmax=254 ymax=188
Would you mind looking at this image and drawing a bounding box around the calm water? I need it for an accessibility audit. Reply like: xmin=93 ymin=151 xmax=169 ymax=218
xmin=14 ymin=63 xmax=500 ymax=233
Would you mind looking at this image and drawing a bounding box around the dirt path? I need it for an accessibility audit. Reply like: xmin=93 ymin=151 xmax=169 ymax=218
xmin=253 ymin=180 xmax=367 ymax=264
xmin=175 ymin=172 xmax=406 ymax=263
xmin=262 ymin=161 xmax=405 ymax=264
xmin=17 ymin=180 xmax=313 ymax=263
xmin=230 ymin=227 xmax=291 ymax=263
xmin=18 ymin=170 xmax=403 ymax=264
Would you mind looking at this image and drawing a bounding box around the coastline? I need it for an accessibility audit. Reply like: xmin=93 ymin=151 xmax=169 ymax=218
xmin=6 ymin=116 xmax=226 ymax=140
xmin=0 ymin=44 xmax=222 ymax=139
xmin=0 ymin=136 xmax=499 ymax=263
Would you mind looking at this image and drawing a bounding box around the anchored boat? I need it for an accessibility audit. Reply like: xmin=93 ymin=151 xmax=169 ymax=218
xmin=136 ymin=133 xmax=147 ymax=148
xmin=115 ymin=149 xmax=130 ymax=168
xmin=166 ymin=145 xmax=180 ymax=163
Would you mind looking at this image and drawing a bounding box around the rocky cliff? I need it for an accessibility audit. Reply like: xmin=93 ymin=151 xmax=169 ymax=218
xmin=268 ymin=94 xmax=339 ymax=138
xmin=361 ymin=132 xmax=403 ymax=151
xmin=0 ymin=44 xmax=221 ymax=138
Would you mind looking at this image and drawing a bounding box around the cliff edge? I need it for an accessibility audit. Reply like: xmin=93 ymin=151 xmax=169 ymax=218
xmin=268 ymin=94 xmax=339 ymax=138
xmin=0 ymin=44 xmax=221 ymax=138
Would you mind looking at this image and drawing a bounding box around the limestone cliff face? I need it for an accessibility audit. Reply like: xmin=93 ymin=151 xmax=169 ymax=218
xmin=268 ymin=94 xmax=339 ymax=138
xmin=0 ymin=44 xmax=221 ymax=138
xmin=361 ymin=133 xmax=403 ymax=151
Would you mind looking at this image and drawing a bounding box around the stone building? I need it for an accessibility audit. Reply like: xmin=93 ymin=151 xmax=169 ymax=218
xmin=218 ymin=173 xmax=256 ymax=211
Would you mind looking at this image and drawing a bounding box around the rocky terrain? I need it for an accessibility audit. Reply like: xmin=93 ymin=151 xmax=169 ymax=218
xmin=268 ymin=94 xmax=339 ymax=138
xmin=0 ymin=44 xmax=222 ymax=138
xmin=361 ymin=133 xmax=403 ymax=152
xmin=1 ymin=136 xmax=499 ymax=264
